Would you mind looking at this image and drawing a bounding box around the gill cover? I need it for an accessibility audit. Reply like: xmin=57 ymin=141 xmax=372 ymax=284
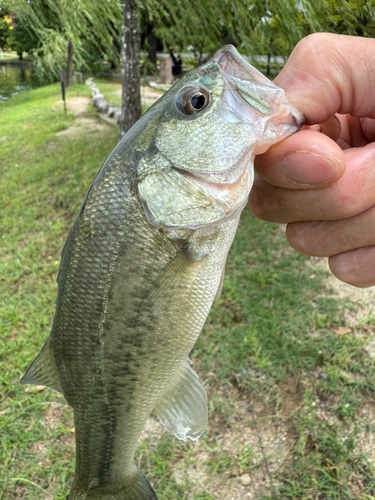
xmin=137 ymin=45 xmax=304 ymax=232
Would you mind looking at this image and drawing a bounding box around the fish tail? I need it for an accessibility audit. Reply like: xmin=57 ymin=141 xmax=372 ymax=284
xmin=68 ymin=469 xmax=158 ymax=500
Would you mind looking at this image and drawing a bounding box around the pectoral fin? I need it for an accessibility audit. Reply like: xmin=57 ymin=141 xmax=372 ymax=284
xmin=214 ymin=266 xmax=226 ymax=300
xmin=152 ymin=359 xmax=207 ymax=441
xmin=20 ymin=338 xmax=63 ymax=393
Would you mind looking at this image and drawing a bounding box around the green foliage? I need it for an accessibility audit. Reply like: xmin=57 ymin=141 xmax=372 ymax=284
xmin=138 ymin=0 xmax=230 ymax=54
xmin=7 ymin=0 xmax=123 ymax=81
xmin=0 ymin=15 xmax=12 ymax=50
xmin=8 ymin=16 xmax=39 ymax=59
xmin=4 ymin=0 xmax=375 ymax=87
xmin=229 ymin=0 xmax=375 ymax=64
xmin=138 ymin=0 xmax=375 ymax=69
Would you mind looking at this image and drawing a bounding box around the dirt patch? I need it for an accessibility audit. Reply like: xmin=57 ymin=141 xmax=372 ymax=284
xmin=54 ymin=97 xmax=111 ymax=137
xmin=53 ymin=96 xmax=90 ymax=116
xmin=43 ymin=401 xmax=70 ymax=431
xmin=307 ymin=257 xmax=375 ymax=325
xmin=139 ymin=415 xmax=165 ymax=442
xmin=173 ymin=391 xmax=290 ymax=499
xmin=138 ymin=385 xmax=301 ymax=499
xmin=138 ymin=368 xmax=375 ymax=498
xmin=114 ymin=87 xmax=162 ymax=107
xmin=55 ymin=119 xmax=108 ymax=137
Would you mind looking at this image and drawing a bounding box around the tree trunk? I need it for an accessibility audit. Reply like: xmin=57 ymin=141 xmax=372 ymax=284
xmin=266 ymin=53 xmax=271 ymax=76
xmin=120 ymin=0 xmax=141 ymax=138
xmin=147 ymin=29 xmax=158 ymax=71
xmin=66 ymin=38 xmax=73 ymax=87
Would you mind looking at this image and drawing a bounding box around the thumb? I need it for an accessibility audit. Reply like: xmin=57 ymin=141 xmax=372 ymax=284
xmin=275 ymin=33 xmax=375 ymax=124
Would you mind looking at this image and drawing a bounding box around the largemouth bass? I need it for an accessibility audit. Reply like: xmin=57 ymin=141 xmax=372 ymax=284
xmin=21 ymin=46 xmax=304 ymax=500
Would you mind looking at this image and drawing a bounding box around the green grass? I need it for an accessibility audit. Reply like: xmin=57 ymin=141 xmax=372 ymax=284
xmin=0 ymin=51 xmax=26 ymax=62
xmin=1 ymin=82 xmax=375 ymax=500
xmin=0 ymin=82 xmax=118 ymax=499
xmin=94 ymin=77 xmax=122 ymax=107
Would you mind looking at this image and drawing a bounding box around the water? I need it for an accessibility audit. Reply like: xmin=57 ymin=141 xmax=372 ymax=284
xmin=0 ymin=65 xmax=37 ymax=103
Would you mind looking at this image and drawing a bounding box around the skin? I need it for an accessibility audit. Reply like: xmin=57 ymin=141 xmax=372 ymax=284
xmin=249 ymin=33 xmax=375 ymax=288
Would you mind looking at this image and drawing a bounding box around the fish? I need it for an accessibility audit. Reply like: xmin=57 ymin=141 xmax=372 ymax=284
xmin=21 ymin=45 xmax=304 ymax=500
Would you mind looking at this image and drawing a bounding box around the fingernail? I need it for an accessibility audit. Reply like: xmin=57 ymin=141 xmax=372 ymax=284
xmin=282 ymin=150 xmax=336 ymax=185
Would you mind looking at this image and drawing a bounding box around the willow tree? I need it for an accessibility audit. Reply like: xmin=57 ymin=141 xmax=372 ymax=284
xmin=8 ymin=0 xmax=122 ymax=83
xmin=7 ymin=0 xmax=375 ymax=134
xmin=138 ymin=0 xmax=230 ymax=57
xmin=230 ymin=0 xmax=375 ymax=67
xmin=120 ymin=0 xmax=141 ymax=137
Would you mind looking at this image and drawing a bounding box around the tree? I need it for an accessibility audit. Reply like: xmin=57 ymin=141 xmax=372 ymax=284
xmin=0 ymin=9 xmax=13 ymax=49
xmin=138 ymin=0 xmax=229 ymax=56
xmin=6 ymin=0 xmax=375 ymax=132
xmin=120 ymin=0 xmax=141 ymax=137
xmin=0 ymin=14 xmax=12 ymax=50
xmin=234 ymin=0 xmax=375 ymax=62
xmin=8 ymin=15 xmax=39 ymax=60
xmin=8 ymin=0 xmax=122 ymax=82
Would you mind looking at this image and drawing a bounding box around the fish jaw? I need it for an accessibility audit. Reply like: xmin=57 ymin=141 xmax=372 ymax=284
xmin=141 ymin=46 xmax=304 ymax=234
xmin=212 ymin=44 xmax=305 ymax=155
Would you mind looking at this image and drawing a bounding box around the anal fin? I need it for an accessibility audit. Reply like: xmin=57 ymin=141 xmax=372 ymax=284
xmin=152 ymin=359 xmax=207 ymax=441
xmin=20 ymin=338 xmax=63 ymax=393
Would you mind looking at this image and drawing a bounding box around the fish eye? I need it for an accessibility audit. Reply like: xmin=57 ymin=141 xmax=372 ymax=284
xmin=176 ymin=86 xmax=211 ymax=115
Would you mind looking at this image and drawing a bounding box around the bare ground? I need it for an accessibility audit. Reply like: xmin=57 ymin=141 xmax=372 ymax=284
xmin=114 ymin=87 xmax=163 ymax=107
xmin=54 ymin=97 xmax=110 ymax=137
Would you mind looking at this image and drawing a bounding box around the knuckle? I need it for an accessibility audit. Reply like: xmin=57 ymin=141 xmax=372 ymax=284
xmin=248 ymin=195 xmax=269 ymax=221
xmin=329 ymin=248 xmax=375 ymax=287
xmin=248 ymin=179 xmax=272 ymax=221
xmin=286 ymin=222 xmax=321 ymax=256
xmin=294 ymin=33 xmax=335 ymax=56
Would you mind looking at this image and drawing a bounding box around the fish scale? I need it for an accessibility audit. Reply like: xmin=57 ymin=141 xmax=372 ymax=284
xmin=21 ymin=45 xmax=304 ymax=499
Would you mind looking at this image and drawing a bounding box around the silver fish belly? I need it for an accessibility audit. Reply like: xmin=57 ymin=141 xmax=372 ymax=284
xmin=21 ymin=45 xmax=304 ymax=500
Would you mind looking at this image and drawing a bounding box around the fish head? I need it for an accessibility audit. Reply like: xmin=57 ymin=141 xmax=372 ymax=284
xmin=137 ymin=45 xmax=304 ymax=233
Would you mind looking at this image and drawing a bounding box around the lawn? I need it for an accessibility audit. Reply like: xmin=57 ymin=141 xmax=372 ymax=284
xmin=0 ymin=51 xmax=30 ymax=63
xmin=1 ymin=82 xmax=375 ymax=500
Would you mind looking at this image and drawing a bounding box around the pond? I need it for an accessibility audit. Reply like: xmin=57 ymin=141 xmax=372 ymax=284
xmin=0 ymin=64 xmax=38 ymax=103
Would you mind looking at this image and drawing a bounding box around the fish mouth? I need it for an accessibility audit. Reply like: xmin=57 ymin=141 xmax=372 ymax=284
xmin=213 ymin=45 xmax=305 ymax=129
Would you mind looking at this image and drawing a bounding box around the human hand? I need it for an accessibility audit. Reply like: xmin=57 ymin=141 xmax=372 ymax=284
xmin=249 ymin=33 xmax=375 ymax=288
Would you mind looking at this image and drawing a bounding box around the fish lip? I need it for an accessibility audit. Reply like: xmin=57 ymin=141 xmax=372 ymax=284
xmin=212 ymin=44 xmax=305 ymax=128
xmin=213 ymin=45 xmax=253 ymax=75
xmin=212 ymin=45 xmax=265 ymax=86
